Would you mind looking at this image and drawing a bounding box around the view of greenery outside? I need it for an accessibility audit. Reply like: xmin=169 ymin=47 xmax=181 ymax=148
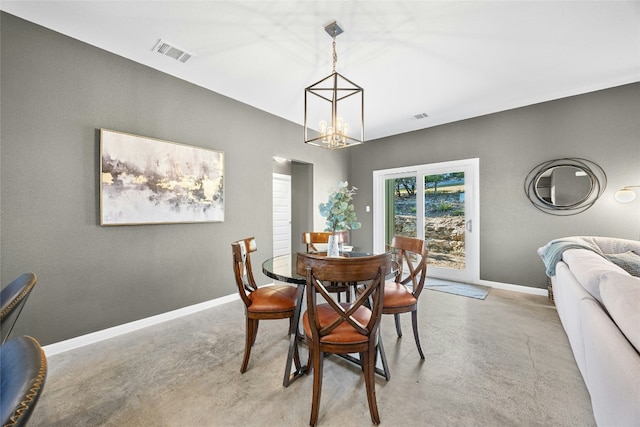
xmin=392 ymin=173 xmax=466 ymax=270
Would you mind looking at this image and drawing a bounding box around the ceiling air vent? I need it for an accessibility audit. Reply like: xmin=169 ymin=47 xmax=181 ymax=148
xmin=152 ymin=39 xmax=194 ymax=63
xmin=413 ymin=113 xmax=429 ymax=120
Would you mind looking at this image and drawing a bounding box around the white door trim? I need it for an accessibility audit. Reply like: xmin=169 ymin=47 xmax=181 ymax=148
xmin=373 ymin=158 xmax=480 ymax=283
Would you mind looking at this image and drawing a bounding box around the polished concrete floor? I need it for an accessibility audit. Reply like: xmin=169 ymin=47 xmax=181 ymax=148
xmin=30 ymin=287 xmax=596 ymax=426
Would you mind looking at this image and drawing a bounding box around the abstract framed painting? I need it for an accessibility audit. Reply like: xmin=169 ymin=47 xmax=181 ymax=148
xmin=100 ymin=129 xmax=224 ymax=225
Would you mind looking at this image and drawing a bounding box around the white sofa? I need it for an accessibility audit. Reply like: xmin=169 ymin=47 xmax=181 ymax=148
xmin=538 ymin=236 xmax=640 ymax=426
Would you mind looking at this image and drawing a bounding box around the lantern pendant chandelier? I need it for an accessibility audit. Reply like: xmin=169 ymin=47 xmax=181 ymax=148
xmin=304 ymin=21 xmax=364 ymax=149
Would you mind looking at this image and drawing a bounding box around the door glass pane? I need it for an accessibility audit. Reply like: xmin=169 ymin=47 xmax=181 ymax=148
xmin=385 ymin=177 xmax=417 ymax=247
xmin=424 ymin=172 xmax=465 ymax=270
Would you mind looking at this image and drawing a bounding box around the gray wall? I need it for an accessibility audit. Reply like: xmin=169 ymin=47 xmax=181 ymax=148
xmin=349 ymin=83 xmax=640 ymax=289
xmin=0 ymin=13 xmax=349 ymax=345
xmin=2 ymin=12 xmax=638 ymax=346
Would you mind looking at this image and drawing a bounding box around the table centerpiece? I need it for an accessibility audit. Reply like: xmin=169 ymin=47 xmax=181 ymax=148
xmin=319 ymin=181 xmax=362 ymax=256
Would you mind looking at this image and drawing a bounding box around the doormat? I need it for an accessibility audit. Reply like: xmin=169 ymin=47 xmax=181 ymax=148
xmin=424 ymin=278 xmax=490 ymax=300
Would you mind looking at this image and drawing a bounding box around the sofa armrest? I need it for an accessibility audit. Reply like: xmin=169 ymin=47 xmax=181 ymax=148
xmin=581 ymin=298 xmax=640 ymax=426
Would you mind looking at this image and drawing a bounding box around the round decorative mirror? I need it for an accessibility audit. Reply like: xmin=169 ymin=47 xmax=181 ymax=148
xmin=525 ymin=158 xmax=606 ymax=215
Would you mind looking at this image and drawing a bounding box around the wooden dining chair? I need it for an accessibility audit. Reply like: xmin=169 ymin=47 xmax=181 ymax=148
xmin=302 ymin=231 xmax=349 ymax=253
xmin=302 ymin=231 xmax=351 ymax=302
xmin=231 ymin=237 xmax=301 ymax=374
xmin=298 ymin=252 xmax=393 ymax=426
xmin=381 ymin=235 xmax=428 ymax=359
xmin=1 ymin=273 xmax=37 ymax=344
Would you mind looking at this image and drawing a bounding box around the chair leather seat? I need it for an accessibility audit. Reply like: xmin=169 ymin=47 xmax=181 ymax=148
xmin=356 ymin=280 xmax=417 ymax=309
xmin=303 ymin=303 xmax=371 ymax=344
xmin=382 ymin=281 xmax=417 ymax=309
xmin=1 ymin=336 xmax=47 ymax=427
xmin=247 ymin=284 xmax=297 ymax=313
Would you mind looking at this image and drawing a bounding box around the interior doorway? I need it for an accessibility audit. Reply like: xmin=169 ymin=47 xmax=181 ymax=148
xmin=272 ymin=173 xmax=291 ymax=257
xmin=273 ymin=159 xmax=313 ymax=257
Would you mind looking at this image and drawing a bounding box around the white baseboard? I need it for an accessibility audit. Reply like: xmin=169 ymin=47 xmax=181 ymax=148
xmin=43 ymin=280 xmax=547 ymax=357
xmin=43 ymin=293 xmax=239 ymax=357
xmin=478 ymin=279 xmax=548 ymax=296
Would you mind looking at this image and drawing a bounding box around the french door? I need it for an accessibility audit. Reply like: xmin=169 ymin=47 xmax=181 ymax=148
xmin=373 ymin=158 xmax=479 ymax=283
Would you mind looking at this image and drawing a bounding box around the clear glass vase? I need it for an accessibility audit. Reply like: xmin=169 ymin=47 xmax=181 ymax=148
xmin=327 ymin=233 xmax=342 ymax=257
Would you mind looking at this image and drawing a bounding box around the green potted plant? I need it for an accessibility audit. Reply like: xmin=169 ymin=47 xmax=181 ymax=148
xmin=319 ymin=181 xmax=361 ymax=256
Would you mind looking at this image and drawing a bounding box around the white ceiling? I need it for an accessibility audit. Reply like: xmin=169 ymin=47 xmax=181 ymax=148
xmin=2 ymin=1 xmax=639 ymax=141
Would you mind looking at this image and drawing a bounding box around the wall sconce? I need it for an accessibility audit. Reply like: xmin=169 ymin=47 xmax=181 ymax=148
xmin=615 ymin=186 xmax=640 ymax=203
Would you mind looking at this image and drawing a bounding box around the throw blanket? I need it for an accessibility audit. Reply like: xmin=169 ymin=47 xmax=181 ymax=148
xmin=540 ymin=238 xmax=603 ymax=276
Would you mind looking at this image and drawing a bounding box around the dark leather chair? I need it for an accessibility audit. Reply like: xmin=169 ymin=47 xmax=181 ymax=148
xmin=232 ymin=237 xmax=300 ymax=374
xmin=381 ymin=235 xmax=428 ymax=359
xmin=0 ymin=335 xmax=48 ymax=427
xmin=1 ymin=273 xmax=37 ymax=344
xmin=302 ymin=231 xmax=351 ymax=302
xmin=298 ymin=252 xmax=392 ymax=426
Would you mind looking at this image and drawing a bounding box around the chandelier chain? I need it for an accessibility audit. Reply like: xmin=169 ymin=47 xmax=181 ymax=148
xmin=332 ymin=32 xmax=337 ymax=73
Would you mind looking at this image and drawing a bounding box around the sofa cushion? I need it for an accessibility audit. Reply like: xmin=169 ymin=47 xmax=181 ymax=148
xmin=605 ymin=251 xmax=640 ymax=277
xmin=579 ymin=236 xmax=640 ymax=255
xmin=562 ymin=249 xmax=628 ymax=304
xmin=599 ymin=271 xmax=640 ymax=353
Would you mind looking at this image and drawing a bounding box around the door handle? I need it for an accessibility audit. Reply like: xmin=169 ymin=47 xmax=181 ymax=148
xmin=466 ymin=219 xmax=472 ymax=232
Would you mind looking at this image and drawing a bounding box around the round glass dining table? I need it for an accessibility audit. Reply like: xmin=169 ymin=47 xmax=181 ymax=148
xmin=262 ymin=253 xmax=306 ymax=285
xmin=262 ymin=251 xmax=379 ymax=284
